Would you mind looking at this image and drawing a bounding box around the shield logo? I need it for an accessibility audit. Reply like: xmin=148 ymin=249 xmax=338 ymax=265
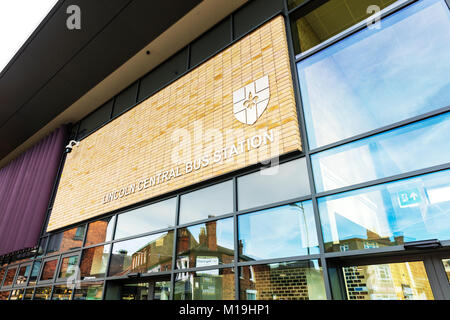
xmin=233 ymin=75 xmax=270 ymax=125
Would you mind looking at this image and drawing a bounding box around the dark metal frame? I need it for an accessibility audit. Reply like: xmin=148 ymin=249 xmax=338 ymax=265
xmin=2 ymin=0 xmax=450 ymax=301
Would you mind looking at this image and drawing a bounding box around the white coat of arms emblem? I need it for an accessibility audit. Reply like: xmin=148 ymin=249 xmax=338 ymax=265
xmin=233 ymin=75 xmax=270 ymax=125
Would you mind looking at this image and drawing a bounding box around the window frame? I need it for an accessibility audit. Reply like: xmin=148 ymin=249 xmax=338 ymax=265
xmin=13 ymin=262 xmax=33 ymax=288
xmin=38 ymin=257 xmax=60 ymax=285
xmin=55 ymin=252 xmax=82 ymax=283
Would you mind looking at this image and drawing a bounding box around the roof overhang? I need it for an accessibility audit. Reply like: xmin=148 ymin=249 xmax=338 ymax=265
xmin=0 ymin=0 xmax=248 ymax=168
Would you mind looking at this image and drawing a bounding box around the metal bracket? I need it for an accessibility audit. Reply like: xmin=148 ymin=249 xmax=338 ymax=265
xmin=404 ymin=239 xmax=442 ymax=250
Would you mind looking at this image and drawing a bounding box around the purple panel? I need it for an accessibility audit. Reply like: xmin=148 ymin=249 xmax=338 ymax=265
xmin=0 ymin=126 xmax=68 ymax=256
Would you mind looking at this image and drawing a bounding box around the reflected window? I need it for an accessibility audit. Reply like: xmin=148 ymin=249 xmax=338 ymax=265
xmin=52 ymin=285 xmax=72 ymax=300
xmin=0 ymin=267 xmax=5 ymax=285
xmin=238 ymin=158 xmax=310 ymax=211
xmin=291 ymin=0 xmax=398 ymax=53
xmin=58 ymin=255 xmax=80 ymax=279
xmin=0 ymin=291 xmax=10 ymax=300
xmin=297 ymin=0 xmax=450 ymax=148
xmin=85 ymin=216 xmax=115 ymax=246
xmin=115 ymin=197 xmax=176 ymax=239
xmin=15 ymin=264 xmax=31 ymax=286
xmin=3 ymin=267 xmax=17 ymax=287
xmin=312 ymin=113 xmax=450 ymax=192
xmin=40 ymin=259 xmax=58 ymax=281
xmin=47 ymin=225 xmax=86 ymax=255
xmin=28 ymin=261 xmax=41 ymax=286
xmin=177 ymin=218 xmax=234 ymax=269
xmin=174 ymin=268 xmax=235 ymax=300
xmin=33 ymin=286 xmax=52 ymax=300
xmin=80 ymin=245 xmax=110 ymax=280
xmin=109 ymin=231 xmax=174 ymax=277
xmin=341 ymin=261 xmax=433 ymax=300
xmin=179 ymin=181 xmax=233 ymax=225
xmin=23 ymin=288 xmax=34 ymax=300
xmin=240 ymin=260 xmax=326 ymax=300
xmin=37 ymin=237 xmax=48 ymax=257
xmin=319 ymin=170 xmax=450 ymax=252
xmin=239 ymin=201 xmax=319 ymax=261
xmin=74 ymin=281 xmax=104 ymax=300
xmin=9 ymin=289 xmax=24 ymax=300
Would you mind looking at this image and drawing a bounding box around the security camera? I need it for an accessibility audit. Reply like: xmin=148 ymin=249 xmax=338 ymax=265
xmin=65 ymin=140 xmax=79 ymax=153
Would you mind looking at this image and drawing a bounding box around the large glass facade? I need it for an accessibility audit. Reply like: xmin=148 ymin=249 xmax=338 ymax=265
xmin=1 ymin=0 xmax=449 ymax=302
xmin=297 ymin=0 xmax=450 ymax=149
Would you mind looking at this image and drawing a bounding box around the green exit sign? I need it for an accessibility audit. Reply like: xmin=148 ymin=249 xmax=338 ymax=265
xmin=398 ymin=188 xmax=422 ymax=207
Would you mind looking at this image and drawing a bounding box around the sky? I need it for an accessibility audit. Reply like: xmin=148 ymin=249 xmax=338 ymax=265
xmin=0 ymin=0 xmax=58 ymax=74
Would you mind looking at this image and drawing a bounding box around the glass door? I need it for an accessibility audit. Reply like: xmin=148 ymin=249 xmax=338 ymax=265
xmin=328 ymin=251 xmax=450 ymax=300
xmin=105 ymin=275 xmax=171 ymax=300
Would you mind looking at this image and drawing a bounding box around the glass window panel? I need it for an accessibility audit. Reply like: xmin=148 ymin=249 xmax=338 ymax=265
xmin=319 ymin=170 xmax=450 ymax=252
xmin=240 ymin=260 xmax=326 ymax=300
xmin=342 ymin=261 xmax=433 ymax=300
xmin=297 ymin=0 xmax=450 ymax=149
xmin=40 ymin=259 xmax=58 ymax=281
xmin=73 ymin=281 xmax=104 ymax=300
xmin=179 ymin=181 xmax=233 ymax=225
xmin=190 ymin=18 xmax=231 ymax=67
xmin=115 ymin=197 xmax=176 ymax=239
xmin=239 ymin=201 xmax=319 ymax=261
xmin=3 ymin=267 xmax=17 ymax=286
xmin=77 ymin=99 xmax=113 ymax=140
xmin=80 ymin=245 xmax=110 ymax=280
xmin=292 ymin=0 xmax=398 ymax=53
xmin=0 ymin=291 xmax=10 ymax=300
xmin=174 ymin=268 xmax=235 ymax=300
xmin=233 ymin=0 xmax=284 ymax=39
xmin=15 ymin=264 xmax=31 ymax=286
xmin=23 ymin=288 xmax=34 ymax=300
xmin=442 ymin=259 xmax=450 ymax=284
xmin=312 ymin=113 xmax=450 ymax=192
xmin=177 ymin=218 xmax=234 ymax=269
xmin=52 ymin=285 xmax=73 ymax=300
xmin=112 ymin=81 xmax=139 ymax=118
xmin=58 ymin=255 xmax=80 ymax=279
xmin=9 ymin=289 xmax=24 ymax=300
xmin=46 ymin=225 xmax=86 ymax=255
xmin=138 ymin=48 xmax=188 ymax=101
xmin=287 ymin=0 xmax=307 ymax=10
xmin=109 ymin=231 xmax=174 ymax=277
xmin=85 ymin=216 xmax=115 ymax=246
xmin=0 ymin=267 xmax=5 ymax=286
xmin=33 ymin=286 xmax=52 ymax=300
xmin=237 ymin=158 xmax=310 ymax=211
xmin=28 ymin=261 xmax=41 ymax=286
xmin=37 ymin=237 xmax=48 ymax=257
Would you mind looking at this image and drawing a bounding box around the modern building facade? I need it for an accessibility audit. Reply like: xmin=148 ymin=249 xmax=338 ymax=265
xmin=0 ymin=0 xmax=449 ymax=301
